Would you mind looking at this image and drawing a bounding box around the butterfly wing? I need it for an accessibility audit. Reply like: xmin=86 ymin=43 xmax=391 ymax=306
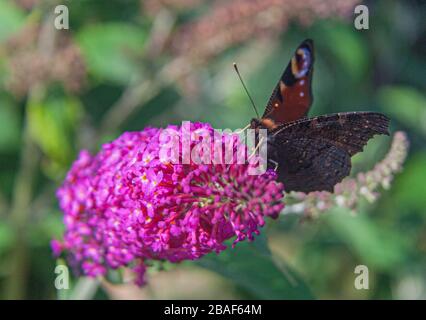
xmin=262 ymin=39 xmax=314 ymax=125
xmin=268 ymin=112 xmax=390 ymax=192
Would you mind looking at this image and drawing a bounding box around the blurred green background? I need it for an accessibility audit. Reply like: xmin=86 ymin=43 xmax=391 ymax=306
xmin=0 ymin=0 xmax=425 ymax=299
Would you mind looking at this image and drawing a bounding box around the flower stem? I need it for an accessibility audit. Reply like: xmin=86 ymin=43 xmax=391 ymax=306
xmin=68 ymin=277 xmax=100 ymax=300
xmin=4 ymin=122 xmax=40 ymax=299
xmin=4 ymin=12 xmax=56 ymax=299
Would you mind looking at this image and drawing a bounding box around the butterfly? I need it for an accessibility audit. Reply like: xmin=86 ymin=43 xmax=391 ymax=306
xmin=249 ymin=39 xmax=390 ymax=193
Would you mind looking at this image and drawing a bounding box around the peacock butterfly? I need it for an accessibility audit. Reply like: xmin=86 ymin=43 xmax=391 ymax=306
xmin=249 ymin=39 xmax=390 ymax=193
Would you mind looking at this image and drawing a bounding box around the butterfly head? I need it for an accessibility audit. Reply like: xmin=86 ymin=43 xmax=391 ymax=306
xmin=250 ymin=118 xmax=261 ymax=129
xmin=250 ymin=118 xmax=278 ymax=131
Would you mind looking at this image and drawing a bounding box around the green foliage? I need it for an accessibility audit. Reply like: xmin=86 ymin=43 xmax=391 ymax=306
xmin=198 ymin=234 xmax=313 ymax=299
xmin=0 ymin=223 xmax=13 ymax=255
xmin=326 ymin=208 xmax=410 ymax=271
xmin=378 ymin=86 xmax=426 ymax=137
xmin=0 ymin=99 xmax=20 ymax=152
xmin=391 ymin=153 xmax=426 ymax=213
xmin=316 ymin=21 xmax=369 ymax=81
xmin=77 ymin=23 xmax=147 ymax=84
xmin=28 ymin=96 xmax=82 ymax=167
xmin=0 ymin=1 xmax=25 ymax=43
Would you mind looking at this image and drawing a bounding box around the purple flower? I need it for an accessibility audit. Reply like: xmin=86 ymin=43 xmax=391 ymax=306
xmin=53 ymin=122 xmax=284 ymax=285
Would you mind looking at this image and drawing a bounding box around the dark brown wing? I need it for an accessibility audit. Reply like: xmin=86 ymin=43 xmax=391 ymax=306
xmin=268 ymin=112 xmax=390 ymax=192
xmin=262 ymin=39 xmax=314 ymax=125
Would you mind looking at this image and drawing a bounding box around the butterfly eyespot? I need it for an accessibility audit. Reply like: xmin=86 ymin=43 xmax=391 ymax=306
xmin=291 ymin=47 xmax=312 ymax=79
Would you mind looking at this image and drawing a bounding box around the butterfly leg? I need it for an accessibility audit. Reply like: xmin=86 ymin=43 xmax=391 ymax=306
xmin=248 ymin=136 xmax=265 ymax=160
xmin=269 ymin=159 xmax=279 ymax=171
xmin=235 ymin=123 xmax=251 ymax=134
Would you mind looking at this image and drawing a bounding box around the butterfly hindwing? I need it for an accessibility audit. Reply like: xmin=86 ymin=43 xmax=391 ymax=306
xmin=269 ymin=137 xmax=351 ymax=192
xmin=268 ymin=112 xmax=390 ymax=192
xmin=262 ymin=39 xmax=314 ymax=125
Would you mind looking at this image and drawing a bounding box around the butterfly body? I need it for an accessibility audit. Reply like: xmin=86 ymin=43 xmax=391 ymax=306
xmin=250 ymin=40 xmax=390 ymax=193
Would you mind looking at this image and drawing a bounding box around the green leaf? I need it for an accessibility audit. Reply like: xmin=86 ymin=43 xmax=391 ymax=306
xmin=377 ymin=86 xmax=426 ymax=136
xmin=29 ymin=212 xmax=65 ymax=247
xmin=326 ymin=208 xmax=409 ymax=270
xmin=28 ymin=96 xmax=82 ymax=166
xmin=0 ymin=221 xmax=13 ymax=254
xmin=0 ymin=0 xmax=25 ymax=43
xmin=391 ymin=153 xmax=426 ymax=214
xmin=197 ymin=234 xmax=314 ymax=299
xmin=0 ymin=99 xmax=20 ymax=152
xmin=77 ymin=23 xmax=147 ymax=84
xmin=316 ymin=21 xmax=368 ymax=81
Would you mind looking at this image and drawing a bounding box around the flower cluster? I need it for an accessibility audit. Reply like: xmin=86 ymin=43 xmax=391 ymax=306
xmin=53 ymin=123 xmax=284 ymax=285
xmin=14 ymin=0 xmax=40 ymax=10
xmin=171 ymin=0 xmax=361 ymax=63
xmin=158 ymin=0 xmax=361 ymax=98
xmin=5 ymin=22 xmax=86 ymax=97
xmin=142 ymin=0 xmax=202 ymax=16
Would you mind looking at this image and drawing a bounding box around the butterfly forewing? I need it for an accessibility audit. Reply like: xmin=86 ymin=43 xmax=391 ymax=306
xmin=262 ymin=39 xmax=314 ymax=125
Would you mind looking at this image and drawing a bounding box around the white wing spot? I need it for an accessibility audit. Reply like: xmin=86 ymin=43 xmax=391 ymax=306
xmin=300 ymin=92 xmax=305 ymax=97
xmin=300 ymin=80 xmax=305 ymax=85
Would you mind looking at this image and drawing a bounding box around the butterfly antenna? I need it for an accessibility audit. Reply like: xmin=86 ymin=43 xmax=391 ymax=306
xmin=233 ymin=63 xmax=260 ymax=119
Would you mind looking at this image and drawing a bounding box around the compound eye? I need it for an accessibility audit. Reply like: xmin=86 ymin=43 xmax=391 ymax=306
xmin=250 ymin=118 xmax=259 ymax=128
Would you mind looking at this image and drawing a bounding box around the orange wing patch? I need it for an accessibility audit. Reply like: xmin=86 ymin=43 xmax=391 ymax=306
xmin=264 ymin=76 xmax=313 ymax=124
xmin=262 ymin=39 xmax=314 ymax=125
